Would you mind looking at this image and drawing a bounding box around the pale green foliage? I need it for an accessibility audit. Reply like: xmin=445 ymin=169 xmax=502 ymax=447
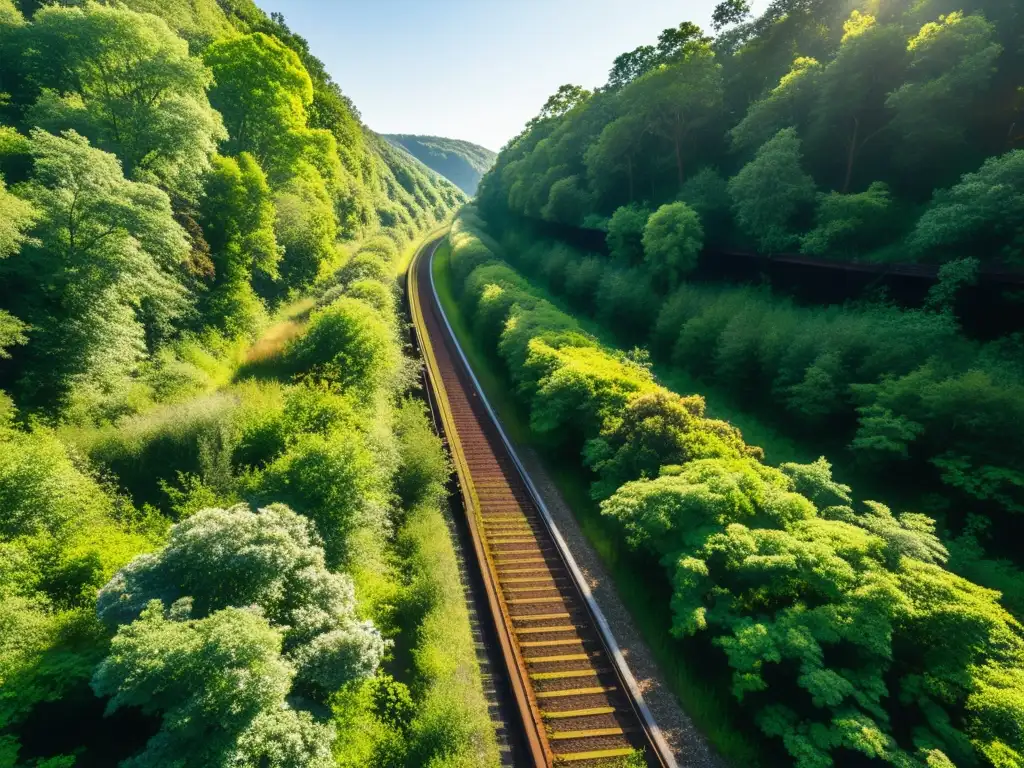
xmin=92 ymin=601 xmax=331 ymax=767
xmin=730 ymin=57 xmax=822 ymax=154
xmin=274 ymin=160 xmax=338 ymax=290
xmin=728 ymin=128 xmax=816 ymax=252
xmin=888 ymin=13 xmax=1002 ymax=165
xmin=642 ymin=201 xmax=704 ymax=288
xmin=910 ymin=150 xmax=1024 ymax=261
xmin=801 ymin=182 xmax=894 ymax=257
xmin=3 ymin=130 xmax=189 ymax=405
xmin=0 ymin=172 xmax=34 ymax=358
xmin=227 ymin=708 xmax=335 ymax=768
xmin=199 ymin=152 xmax=280 ymax=337
xmin=606 ymin=204 xmax=650 ymax=266
xmin=22 ymin=2 xmax=226 ymax=198
xmin=584 ymin=390 xmax=751 ymax=500
xmin=0 ymin=173 xmax=34 ymax=259
xmin=287 ymin=296 xmax=401 ymax=406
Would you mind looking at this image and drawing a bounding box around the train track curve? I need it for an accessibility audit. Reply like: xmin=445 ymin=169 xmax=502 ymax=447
xmin=408 ymin=235 xmax=677 ymax=767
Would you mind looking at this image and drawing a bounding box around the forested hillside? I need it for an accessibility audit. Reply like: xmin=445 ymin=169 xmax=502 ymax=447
xmin=0 ymin=1 xmax=489 ymax=766
xmin=479 ymin=0 xmax=1021 ymax=266
xmin=385 ymin=134 xmax=496 ymax=195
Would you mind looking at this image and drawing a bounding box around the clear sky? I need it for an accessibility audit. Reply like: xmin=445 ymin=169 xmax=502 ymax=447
xmin=254 ymin=0 xmax=769 ymax=153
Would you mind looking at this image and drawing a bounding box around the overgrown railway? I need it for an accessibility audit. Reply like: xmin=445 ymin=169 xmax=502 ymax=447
xmin=407 ymin=236 xmax=675 ymax=767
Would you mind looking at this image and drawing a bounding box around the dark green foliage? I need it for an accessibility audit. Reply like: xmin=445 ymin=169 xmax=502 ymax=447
xmin=477 ymin=1 xmax=1023 ymax=266
xmin=606 ymin=204 xmax=650 ymax=266
xmin=801 ymin=181 xmax=897 ymax=258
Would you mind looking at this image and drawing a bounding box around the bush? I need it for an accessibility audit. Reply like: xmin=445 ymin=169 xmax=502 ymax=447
xmin=801 ymin=181 xmax=897 ymax=258
xmin=679 ymin=168 xmax=731 ymax=243
xmin=287 ymin=297 xmax=402 ymax=406
xmin=335 ymin=251 xmax=390 ymax=286
xmin=563 ymin=255 xmax=605 ymax=312
xmin=258 ymin=431 xmax=389 ymax=568
xmin=606 ymin=204 xmax=650 ymax=266
xmin=642 ymin=202 xmax=704 ymax=290
xmin=594 ymin=266 xmax=658 ymax=343
xmin=728 ymin=128 xmax=816 ymax=253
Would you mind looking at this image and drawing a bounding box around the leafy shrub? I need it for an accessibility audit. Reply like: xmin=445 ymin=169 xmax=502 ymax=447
xmin=606 ymin=204 xmax=650 ymax=265
xmin=563 ymin=255 xmax=605 ymax=312
xmin=678 ymin=167 xmax=731 ymax=243
xmin=335 ymin=251 xmax=391 ymax=286
xmin=642 ymin=202 xmax=704 ymax=290
xmin=909 ymin=150 xmax=1024 ymax=262
xmin=258 ymin=431 xmax=390 ymax=568
xmin=593 ymin=266 xmax=659 ymax=342
xmin=801 ymin=181 xmax=897 ymax=258
xmin=728 ymin=128 xmax=816 ymax=253
xmin=287 ymin=297 xmax=402 ymax=405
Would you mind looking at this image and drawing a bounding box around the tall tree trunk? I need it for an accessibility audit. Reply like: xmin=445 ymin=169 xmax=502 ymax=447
xmin=843 ymin=116 xmax=860 ymax=193
xmin=674 ymin=137 xmax=684 ymax=189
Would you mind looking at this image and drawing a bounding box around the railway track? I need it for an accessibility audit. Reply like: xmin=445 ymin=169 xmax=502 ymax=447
xmin=408 ymin=236 xmax=675 ymax=767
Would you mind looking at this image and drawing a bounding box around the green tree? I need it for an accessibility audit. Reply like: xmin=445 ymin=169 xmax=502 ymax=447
xmin=810 ymin=12 xmax=908 ymax=192
xmin=625 ymin=43 xmax=723 ymax=188
xmin=21 ymin=2 xmax=225 ymax=197
xmin=204 ymin=32 xmax=312 ymax=174
xmin=730 ymin=57 xmax=822 ymax=155
xmin=585 ymin=115 xmax=646 ymax=202
xmin=888 ymin=13 xmax=1002 ymax=171
xmin=642 ymin=202 xmax=704 ymax=288
xmin=92 ymin=601 xmax=336 ymax=767
xmin=606 ymin=204 xmax=651 ymax=266
xmin=2 ymin=130 xmax=189 ymax=406
xmin=909 ymin=150 xmax=1024 ymax=262
xmin=801 ymin=181 xmax=895 ymax=258
xmin=198 ymin=152 xmax=280 ymax=337
xmin=287 ymin=297 xmax=401 ymax=407
xmin=678 ymin=167 xmax=731 ymax=242
xmin=528 ymin=84 xmax=592 ymax=128
xmin=541 ymin=175 xmax=592 ymax=226
xmin=0 ymin=169 xmax=33 ymax=357
xmin=607 ymin=45 xmax=659 ymax=90
xmin=96 ymin=503 xmax=385 ymax=694
xmin=712 ymin=0 xmax=752 ymax=31
xmin=728 ymin=128 xmax=816 ymax=252
xmin=273 ymin=161 xmax=338 ymax=291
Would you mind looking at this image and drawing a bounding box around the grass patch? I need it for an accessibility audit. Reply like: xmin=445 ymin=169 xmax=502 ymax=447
xmin=431 ymin=240 xmax=767 ymax=767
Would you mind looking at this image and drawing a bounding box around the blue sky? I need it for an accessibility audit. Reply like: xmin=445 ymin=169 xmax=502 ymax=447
xmin=254 ymin=0 xmax=769 ymax=152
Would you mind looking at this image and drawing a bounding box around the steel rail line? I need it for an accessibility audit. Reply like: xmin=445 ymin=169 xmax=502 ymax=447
xmin=407 ymin=234 xmax=677 ymax=767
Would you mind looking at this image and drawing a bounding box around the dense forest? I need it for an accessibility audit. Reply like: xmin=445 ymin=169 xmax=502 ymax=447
xmin=453 ymin=0 xmax=1024 ymax=765
xmin=385 ymin=135 xmax=497 ymax=195
xmin=479 ymin=0 xmax=1021 ymax=267
xmin=0 ymin=1 xmax=500 ymax=767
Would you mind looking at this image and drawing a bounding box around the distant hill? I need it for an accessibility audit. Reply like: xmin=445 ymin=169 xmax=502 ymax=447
xmin=384 ymin=135 xmax=497 ymax=195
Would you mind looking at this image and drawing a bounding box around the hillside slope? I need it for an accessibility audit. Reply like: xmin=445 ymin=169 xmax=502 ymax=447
xmin=385 ymin=134 xmax=496 ymax=195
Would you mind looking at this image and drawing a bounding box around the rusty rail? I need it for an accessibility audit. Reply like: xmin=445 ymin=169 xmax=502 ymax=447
xmin=408 ymin=234 xmax=675 ymax=767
